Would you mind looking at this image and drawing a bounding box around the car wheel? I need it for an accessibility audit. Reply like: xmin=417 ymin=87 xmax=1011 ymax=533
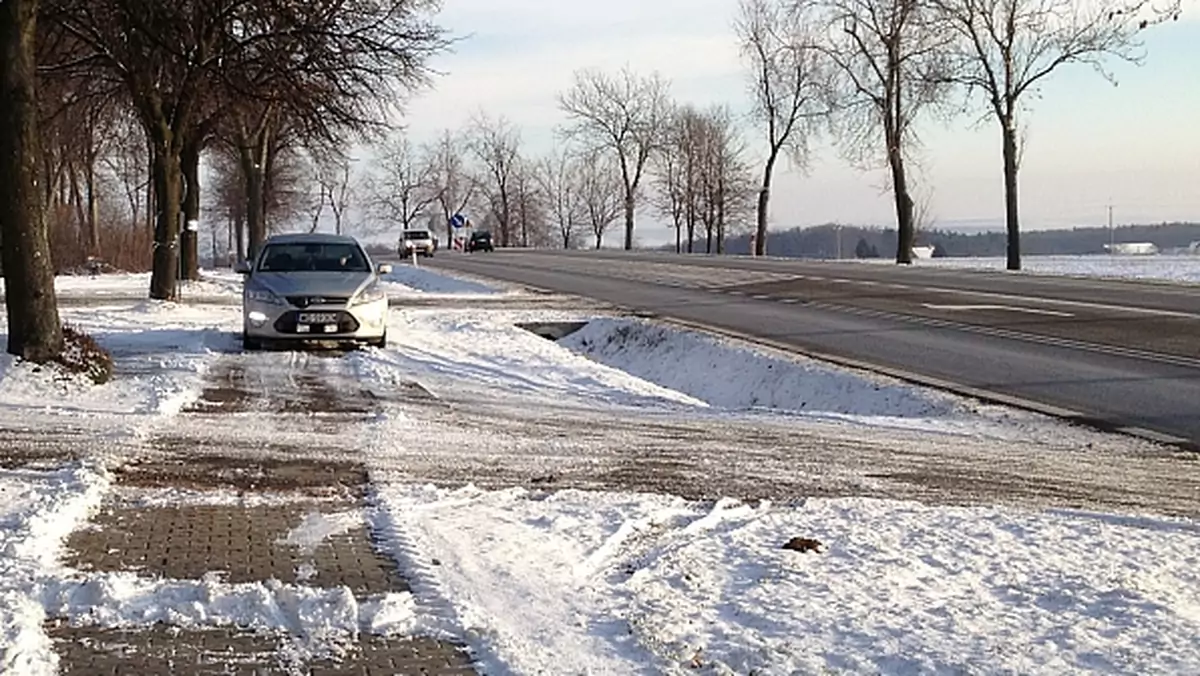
xmin=242 ymin=334 xmax=262 ymax=351
xmin=368 ymin=333 xmax=387 ymax=349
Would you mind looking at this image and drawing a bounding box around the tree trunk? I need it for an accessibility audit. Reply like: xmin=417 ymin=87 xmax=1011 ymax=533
xmin=85 ymin=152 xmax=100 ymax=257
xmin=716 ymin=185 xmax=726 ymax=255
xmin=622 ymin=190 xmax=634 ymax=250
xmin=0 ymin=0 xmax=64 ymax=361
xmin=887 ymin=135 xmax=914 ymax=265
xmin=179 ymin=134 xmax=201 ymax=280
xmin=68 ymin=162 xmax=87 ymax=255
xmin=755 ymin=152 xmax=777 ymax=257
xmin=148 ymin=142 xmax=183 ymax=300
xmin=1001 ymin=117 xmax=1021 ymax=271
xmin=145 ymin=135 xmax=155 ymax=234
xmin=234 ymin=211 xmax=245 ymax=262
xmin=239 ymin=144 xmax=268 ymax=262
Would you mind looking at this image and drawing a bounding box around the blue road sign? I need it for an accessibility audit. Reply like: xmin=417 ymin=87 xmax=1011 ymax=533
xmin=450 ymin=213 xmax=466 ymax=228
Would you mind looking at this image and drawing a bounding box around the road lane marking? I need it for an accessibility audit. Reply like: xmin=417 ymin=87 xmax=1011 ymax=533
xmin=916 ymin=285 xmax=1200 ymax=319
xmin=922 ymin=303 xmax=1075 ymax=317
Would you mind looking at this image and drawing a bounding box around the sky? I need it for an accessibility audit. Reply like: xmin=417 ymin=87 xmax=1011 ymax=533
xmin=396 ymin=0 xmax=1200 ymax=245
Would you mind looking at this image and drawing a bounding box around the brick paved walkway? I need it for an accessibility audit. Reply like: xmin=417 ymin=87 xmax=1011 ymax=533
xmin=45 ymin=353 xmax=478 ymax=675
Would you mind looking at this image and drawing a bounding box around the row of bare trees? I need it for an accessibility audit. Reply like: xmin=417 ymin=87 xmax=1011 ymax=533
xmin=737 ymin=0 xmax=1178 ymax=268
xmin=1 ymin=0 xmax=448 ymax=360
xmin=344 ymin=69 xmax=755 ymax=254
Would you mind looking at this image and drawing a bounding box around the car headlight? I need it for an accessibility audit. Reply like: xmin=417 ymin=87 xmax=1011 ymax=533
xmin=245 ymin=287 xmax=284 ymax=305
xmin=352 ymin=284 xmax=386 ymax=306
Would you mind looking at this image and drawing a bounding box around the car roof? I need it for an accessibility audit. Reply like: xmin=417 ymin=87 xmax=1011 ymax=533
xmin=264 ymin=233 xmax=362 ymax=246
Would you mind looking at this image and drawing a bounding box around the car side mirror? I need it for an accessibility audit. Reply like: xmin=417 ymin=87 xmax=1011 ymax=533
xmin=377 ymin=263 xmax=393 ymax=275
xmin=234 ymin=260 xmax=252 ymax=274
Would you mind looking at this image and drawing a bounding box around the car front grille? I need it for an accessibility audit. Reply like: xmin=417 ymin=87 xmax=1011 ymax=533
xmin=286 ymin=295 xmax=349 ymax=308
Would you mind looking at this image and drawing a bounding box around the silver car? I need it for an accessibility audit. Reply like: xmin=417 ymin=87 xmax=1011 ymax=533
xmin=235 ymin=233 xmax=392 ymax=350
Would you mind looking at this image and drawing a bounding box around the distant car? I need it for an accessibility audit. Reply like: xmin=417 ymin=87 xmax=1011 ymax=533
xmin=235 ymin=233 xmax=392 ymax=350
xmin=400 ymin=229 xmax=436 ymax=257
xmin=467 ymin=231 xmax=494 ymax=252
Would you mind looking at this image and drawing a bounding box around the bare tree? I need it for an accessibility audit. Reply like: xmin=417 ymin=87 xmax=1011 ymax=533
xmin=816 ymin=0 xmax=951 ymax=263
xmin=935 ymin=0 xmax=1177 ymax=270
xmin=537 ymin=147 xmax=585 ymax=249
xmin=2 ymin=0 xmax=65 ymax=360
xmin=317 ymin=155 xmax=355 ymax=235
xmin=577 ymin=152 xmax=623 ymax=249
xmin=558 ymin=67 xmax=670 ymax=250
xmin=649 ymin=112 xmax=688 ymax=253
xmin=696 ymin=105 xmax=756 ymax=254
xmin=509 ymin=157 xmax=549 ymax=247
xmin=467 ymin=113 xmax=522 ymax=247
xmin=365 ymin=132 xmax=437 ymax=232
xmin=305 ymin=166 xmax=330 ymax=234
xmin=426 ymin=129 xmax=475 ymax=248
xmin=736 ymin=0 xmax=833 ymax=256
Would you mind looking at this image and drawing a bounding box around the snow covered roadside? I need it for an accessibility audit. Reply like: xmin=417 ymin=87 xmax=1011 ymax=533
xmin=0 ymin=302 xmax=239 ymax=418
xmin=372 ymin=483 xmax=1200 ymax=675
xmin=0 ymin=463 xmax=110 ymax=675
xmin=562 ymin=317 xmax=959 ymax=418
xmin=358 ymin=309 xmax=706 ymax=410
xmin=381 ymin=262 xmax=511 ymax=295
xmin=557 ymin=316 xmax=1088 ymax=444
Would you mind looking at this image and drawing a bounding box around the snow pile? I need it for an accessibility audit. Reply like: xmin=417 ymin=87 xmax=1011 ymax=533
xmin=561 ymin=317 xmax=960 ymax=418
xmin=0 ymin=303 xmax=238 ymax=417
xmin=360 ymin=310 xmax=705 ymax=409
xmin=0 ymin=463 xmax=111 ymax=675
xmin=382 ymin=264 xmax=502 ymax=295
xmin=374 ymin=483 xmax=1200 ymax=675
xmin=40 ymin=575 xmax=420 ymax=653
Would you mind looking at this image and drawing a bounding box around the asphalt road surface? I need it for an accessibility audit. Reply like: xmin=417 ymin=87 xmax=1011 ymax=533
xmin=423 ymin=249 xmax=1200 ymax=449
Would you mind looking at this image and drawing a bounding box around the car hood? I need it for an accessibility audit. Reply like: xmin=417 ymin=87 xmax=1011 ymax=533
xmin=249 ymin=272 xmax=374 ymax=298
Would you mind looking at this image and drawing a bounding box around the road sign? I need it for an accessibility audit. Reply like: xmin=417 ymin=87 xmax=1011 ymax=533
xmin=450 ymin=213 xmax=466 ymax=228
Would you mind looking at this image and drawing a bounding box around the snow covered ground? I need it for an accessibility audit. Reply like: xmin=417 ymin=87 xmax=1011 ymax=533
xmin=1 ymin=263 xmax=1198 ymax=673
xmin=896 ymin=254 xmax=1200 ymax=284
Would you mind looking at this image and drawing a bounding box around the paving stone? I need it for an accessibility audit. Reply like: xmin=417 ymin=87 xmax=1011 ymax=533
xmin=48 ymin=624 xmax=477 ymax=675
xmin=65 ymin=501 xmax=408 ymax=595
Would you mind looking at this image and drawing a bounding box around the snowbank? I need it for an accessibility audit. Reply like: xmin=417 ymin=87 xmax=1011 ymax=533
xmin=381 ymin=264 xmax=503 ymax=294
xmin=0 ymin=463 xmax=111 ymax=675
xmin=374 ymin=482 xmax=1200 ymax=675
xmin=360 ymin=310 xmax=705 ymax=409
xmin=561 ymin=317 xmax=960 ymax=418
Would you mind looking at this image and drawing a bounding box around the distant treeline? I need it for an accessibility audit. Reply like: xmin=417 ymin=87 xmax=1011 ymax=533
xmin=711 ymin=222 xmax=1200 ymax=258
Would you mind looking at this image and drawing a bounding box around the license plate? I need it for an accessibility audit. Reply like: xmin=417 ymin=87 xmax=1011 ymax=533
xmin=298 ymin=312 xmax=337 ymax=324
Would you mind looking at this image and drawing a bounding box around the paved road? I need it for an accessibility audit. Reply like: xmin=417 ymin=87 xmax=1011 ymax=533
xmin=424 ymin=250 xmax=1200 ymax=448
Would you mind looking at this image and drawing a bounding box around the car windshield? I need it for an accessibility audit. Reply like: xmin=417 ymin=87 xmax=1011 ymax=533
xmin=257 ymin=243 xmax=370 ymax=272
xmin=404 ymin=231 xmax=430 ymax=240
xmin=472 ymin=232 xmax=490 ymax=240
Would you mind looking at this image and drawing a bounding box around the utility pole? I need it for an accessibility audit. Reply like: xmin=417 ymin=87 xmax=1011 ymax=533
xmin=1108 ymin=203 xmax=1114 ymax=250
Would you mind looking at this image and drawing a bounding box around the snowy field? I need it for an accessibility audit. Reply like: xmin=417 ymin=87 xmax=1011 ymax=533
xmin=896 ymin=253 xmax=1200 ymax=284
xmin=0 ymin=260 xmax=1198 ymax=673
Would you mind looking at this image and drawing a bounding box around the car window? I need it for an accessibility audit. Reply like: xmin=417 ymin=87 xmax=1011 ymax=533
xmin=404 ymin=231 xmax=430 ymax=240
xmin=257 ymin=243 xmax=370 ymax=272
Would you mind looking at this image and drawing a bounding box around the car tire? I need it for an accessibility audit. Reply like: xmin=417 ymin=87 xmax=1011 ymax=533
xmin=367 ymin=333 xmax=387 ymax=349
xmin=243 ymin=334 xmax=262 ymax=351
